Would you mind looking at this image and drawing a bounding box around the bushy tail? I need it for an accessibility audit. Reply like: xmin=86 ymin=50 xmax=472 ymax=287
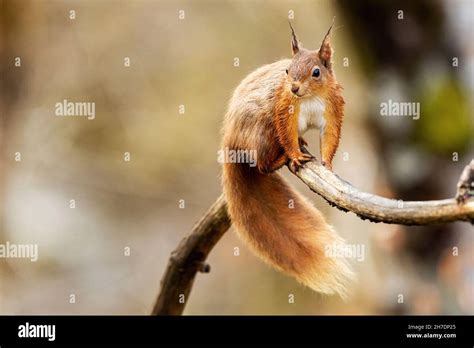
xmin=222 ymin=163 xmax=354 ymax=297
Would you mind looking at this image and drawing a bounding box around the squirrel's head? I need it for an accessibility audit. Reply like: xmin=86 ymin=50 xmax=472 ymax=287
xmin=286 ymin=20 xmax=336 ymax=98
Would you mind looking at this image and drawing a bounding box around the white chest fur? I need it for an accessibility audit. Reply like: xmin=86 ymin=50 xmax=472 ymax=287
xmin=298 ymin=97 xmax=326 ymax=135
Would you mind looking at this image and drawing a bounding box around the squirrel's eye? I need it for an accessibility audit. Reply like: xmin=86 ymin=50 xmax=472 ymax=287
xmin=285 ymin=69 xmax=289 ymax=75
xmin=312 ymin=67 xmax=321 ymax=78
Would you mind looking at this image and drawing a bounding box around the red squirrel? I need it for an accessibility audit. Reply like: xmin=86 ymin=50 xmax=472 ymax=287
xmin=221 ymin=21 xmax=353 ymax=297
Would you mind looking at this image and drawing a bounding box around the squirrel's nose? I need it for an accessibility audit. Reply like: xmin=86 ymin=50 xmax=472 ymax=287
xmin=291 ymin=84 xmax=300 ymax=94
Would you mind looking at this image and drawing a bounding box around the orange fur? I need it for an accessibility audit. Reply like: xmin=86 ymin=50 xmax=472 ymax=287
xmin=221 ymin=24 xmax=352 ymax=296
xmin=320 ymin=83 xmax=344 ymax=169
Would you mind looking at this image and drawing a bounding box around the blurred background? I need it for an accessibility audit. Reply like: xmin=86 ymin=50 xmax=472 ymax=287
xmin=0 ymin=0 xmax=472 ymax=314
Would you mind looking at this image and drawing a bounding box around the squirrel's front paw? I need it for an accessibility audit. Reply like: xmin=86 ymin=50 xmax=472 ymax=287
xmin=321 ymin=160 xmax=333 ymax=171
xmin=289 ymin=153 xmax=313 ymax=173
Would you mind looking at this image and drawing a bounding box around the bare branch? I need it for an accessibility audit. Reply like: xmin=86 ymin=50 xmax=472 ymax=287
xmin=294 ymin=159 xmax=474 ymax=225
xmin=152 ymin=159 xmax=473 ymax=315
xmin=456 ymin=159 xmax=474 ymax=204
xmin=152 ymin=194 xmax=230 ymax=315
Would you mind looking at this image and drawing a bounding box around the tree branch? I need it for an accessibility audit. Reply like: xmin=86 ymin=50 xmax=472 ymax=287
xmin=152 ymin=194 xmax=230 ymax=315
xmin=152 ymin=159 xmax=474 ymax=315
xmin=295 ymin=159 xmax=474 ymax=225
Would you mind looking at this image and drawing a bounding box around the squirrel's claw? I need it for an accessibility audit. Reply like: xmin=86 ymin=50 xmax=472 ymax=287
xmin=298 ymin=137 xmax=308 ymax=149
xmin=289 ymin=153 xmax=313 ymax=173
xmin=289 ymin=158 xmax=300 ymax=173
xmin=321 ymin=160 xmax=333 ymax=171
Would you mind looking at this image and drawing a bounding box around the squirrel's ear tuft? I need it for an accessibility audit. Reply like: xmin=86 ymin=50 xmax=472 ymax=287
xmin=319 ymin=17 xmax=335 ymax=70
xmin=289 ymin=21 xmax=300 ymax=55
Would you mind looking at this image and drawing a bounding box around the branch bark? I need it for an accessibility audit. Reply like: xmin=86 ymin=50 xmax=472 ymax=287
xmin=295 ymin=160 xmax=474 ymax=225
xmin=152 ymin=159 xmax=474 ymax=315
xmin=152 ymin=194 xmax=229 ymax=315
